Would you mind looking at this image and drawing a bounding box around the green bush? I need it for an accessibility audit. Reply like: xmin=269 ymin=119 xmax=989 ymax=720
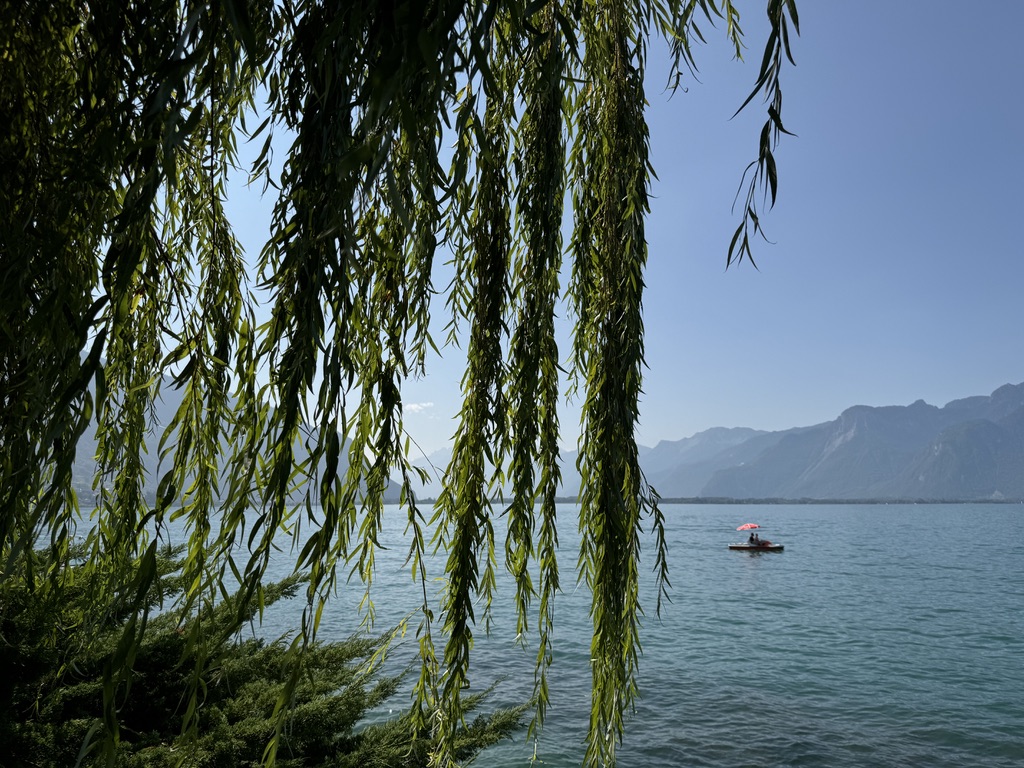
xmin=0 ymin=549 xmax=523 ymax=767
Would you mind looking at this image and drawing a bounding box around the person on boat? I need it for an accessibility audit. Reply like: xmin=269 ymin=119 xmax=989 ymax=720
xmin=752 ymin=533 xmax=761 ymax=545
xmin=748 ymin=532 xmax=755 ymax=544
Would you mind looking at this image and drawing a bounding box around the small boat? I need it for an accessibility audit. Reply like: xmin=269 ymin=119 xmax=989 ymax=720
xmin=729 ymin=542 xmax=784 ymax=552
xmin=731 ymin=523 xmax=783 ymax=551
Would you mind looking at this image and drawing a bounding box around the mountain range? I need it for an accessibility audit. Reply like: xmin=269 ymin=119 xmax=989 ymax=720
xmin=69 ymin=381 xmax=1024 ymax=504
xmin=412 ymin=382 xmax=1024 ymax=502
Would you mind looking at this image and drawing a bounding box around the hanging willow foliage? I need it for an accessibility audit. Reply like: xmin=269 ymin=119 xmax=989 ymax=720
xmin=0 ymin=0 xmax=798 ymax=765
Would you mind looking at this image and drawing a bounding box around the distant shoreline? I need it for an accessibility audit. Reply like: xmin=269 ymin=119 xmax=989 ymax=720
xmin=415 ymin=496 xmax=1024 ymax=505
xmin=653 ymin=497 xmax=1024 ymax=505
xmin=106 ymin=494 xmax=1024 ymax=507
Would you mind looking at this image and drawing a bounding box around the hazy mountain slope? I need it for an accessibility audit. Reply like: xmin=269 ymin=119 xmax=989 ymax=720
xmin=942 ymin=383 xmax=1024 ymax=422
xmin=74 ymin=381 xmax=1022 ymax=503
xmin=646 ymin=428 xmax=785 ymax=497
xmin=699 ymin=384 xmax=1024 ymax=500
xmin=876 ymin=405 xmax=1024 ymax=499
xmin=71 ymin=381 xmax=400 ymax=504
xmin=642 ymin=428 xmax=765 ymax=474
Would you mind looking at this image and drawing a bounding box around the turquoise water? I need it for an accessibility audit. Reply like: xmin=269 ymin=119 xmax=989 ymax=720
xmin=260 ymin=503 xmax=1024 ymax=767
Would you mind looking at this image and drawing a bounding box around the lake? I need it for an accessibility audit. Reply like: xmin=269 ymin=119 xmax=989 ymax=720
xmin=257 ymin=502 xmax=1024 ymax=767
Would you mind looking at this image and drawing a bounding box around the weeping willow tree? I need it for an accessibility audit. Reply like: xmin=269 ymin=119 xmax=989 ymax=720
xmin=1 ymin=0 xmax=798 ymax=765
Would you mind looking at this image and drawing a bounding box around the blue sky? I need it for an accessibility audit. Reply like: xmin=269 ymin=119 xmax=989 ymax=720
xmin=227 ymin=2 xmax=1024 ymax=457
xmin=633 ymin=1 xmax=1024 ymax=450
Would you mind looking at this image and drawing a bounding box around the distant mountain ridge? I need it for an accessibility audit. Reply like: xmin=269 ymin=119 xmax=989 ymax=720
xmin=410 ymin=382 xmax=1024 ymax=501
xmin=72 ymin=381 xmax=1024 ymax=503
xmin=665 ymin=382 xmax=1024 ymax=500
xmin=70 ymin=380 xmax=402 ymax=505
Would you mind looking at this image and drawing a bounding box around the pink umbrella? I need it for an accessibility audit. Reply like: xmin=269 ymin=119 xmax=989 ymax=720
xmin=736 ymin=523 xmax=760 ymax=531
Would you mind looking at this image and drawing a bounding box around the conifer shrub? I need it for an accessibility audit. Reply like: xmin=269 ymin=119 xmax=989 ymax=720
xmin=0 ymin=548 xmax=523 ymax=767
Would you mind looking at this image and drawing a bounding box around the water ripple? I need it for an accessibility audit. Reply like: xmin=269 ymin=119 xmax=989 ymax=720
xmin=252 ymin=503 xmax=1024 ymax=767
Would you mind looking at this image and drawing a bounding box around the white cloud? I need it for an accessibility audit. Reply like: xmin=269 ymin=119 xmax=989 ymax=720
xmin=406 ymin=402 xmax=434 ymax=414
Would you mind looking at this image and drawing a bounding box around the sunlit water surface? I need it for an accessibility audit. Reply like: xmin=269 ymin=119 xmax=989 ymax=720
xmin=243 ymin=503 xmax=1024 ymax=767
